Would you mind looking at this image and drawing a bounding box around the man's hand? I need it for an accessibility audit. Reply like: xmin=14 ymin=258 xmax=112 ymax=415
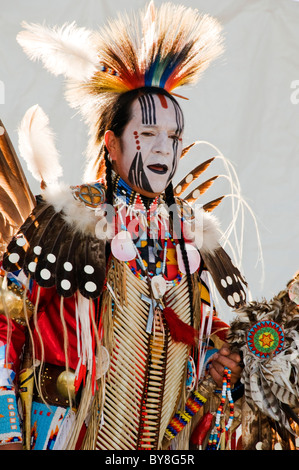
xmin=209 ymin=345 xmax=242 ymax=388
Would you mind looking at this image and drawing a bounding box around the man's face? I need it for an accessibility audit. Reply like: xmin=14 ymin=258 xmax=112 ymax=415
xmin=109 ymin=93 xmax=184 ymax=197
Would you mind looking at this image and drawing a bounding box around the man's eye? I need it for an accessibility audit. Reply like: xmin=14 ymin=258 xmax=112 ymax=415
xmin=170 ymin=135 xmax=179 ymax=141
xmin=141 ymin=131 xmax=155 ymax=137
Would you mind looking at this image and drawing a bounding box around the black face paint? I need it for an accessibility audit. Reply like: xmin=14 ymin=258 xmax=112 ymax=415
xmin=138 ymin=94 xmax=156 ymax=125
xmin=127 ymin=94 xmax=183 ymax=193
xmin=167 ymin=100 xmax=184 ymax=183
xmin=128 ymin=151 xmax=153 ymax=193
xmin=127 ymin=95 xmax=157 ymax=192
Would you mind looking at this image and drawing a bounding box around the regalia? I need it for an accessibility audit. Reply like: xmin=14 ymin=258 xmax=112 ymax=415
xmin=2 ymin=2 xmax=295 ymax=452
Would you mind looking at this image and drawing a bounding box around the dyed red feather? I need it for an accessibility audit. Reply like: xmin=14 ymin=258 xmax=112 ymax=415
xmin=162 ymin=307 xmax=198 ymax=346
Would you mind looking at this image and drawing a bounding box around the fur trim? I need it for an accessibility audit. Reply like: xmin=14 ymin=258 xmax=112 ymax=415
xmin=42 ymin=183 xmax=110 ymax=240
xmin=183 ymin=205 xmax=221 ymax=255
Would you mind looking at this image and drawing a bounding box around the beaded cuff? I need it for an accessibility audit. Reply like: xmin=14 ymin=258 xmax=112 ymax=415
xmin=0 ymin=387 xmax=22 ymax=446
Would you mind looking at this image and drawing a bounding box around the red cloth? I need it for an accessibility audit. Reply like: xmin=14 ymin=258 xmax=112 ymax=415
xmin=210 ymin=316 xmax=229 ymax=342
xmin=28 ymin=283 xmax=81 ymax=370
xmin=0 ymin=282 xmax=82 ymax=377
xmin=0 ymin=318 xmax=26 ymax=373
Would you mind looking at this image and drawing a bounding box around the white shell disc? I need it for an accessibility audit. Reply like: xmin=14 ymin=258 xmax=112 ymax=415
xmin=111 ymin=230 xmax=136 ymax=261
xmin=176 ymin=244 xmax=201 ymax=274
xmin=288 ymin=280 xmax=299 ymax=305
xmin=151 ymin=275 xmax=167 ymax=299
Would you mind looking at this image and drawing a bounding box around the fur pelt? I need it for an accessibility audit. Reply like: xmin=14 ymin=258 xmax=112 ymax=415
xmin=183 ymin=205 xmax=221 ymax=255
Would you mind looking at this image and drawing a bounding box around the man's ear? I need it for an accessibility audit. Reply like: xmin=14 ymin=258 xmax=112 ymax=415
xmin=104 ymin=130 xmax=118 ymax=161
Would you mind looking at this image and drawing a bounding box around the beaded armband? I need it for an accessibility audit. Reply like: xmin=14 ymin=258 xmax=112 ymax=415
xmin=164 ymin=391 xmax=207 ymax=439
xmin=0 ymin=386 xmax=22 ymax=446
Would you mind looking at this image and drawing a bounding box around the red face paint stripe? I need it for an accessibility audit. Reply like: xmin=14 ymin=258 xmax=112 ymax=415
xmin=157 ymin=94 xmax=168 ymax=109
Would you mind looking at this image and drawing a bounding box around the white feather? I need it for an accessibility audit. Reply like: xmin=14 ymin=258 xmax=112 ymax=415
xmin=17 ymin=21 xmax=98 ymax=81
xmin=18 ymin=104 xmax=62 ymax=184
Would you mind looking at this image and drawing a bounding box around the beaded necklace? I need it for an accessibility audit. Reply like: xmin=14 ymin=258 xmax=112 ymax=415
xmin=112 ymin=174 xmax=183 ymax=288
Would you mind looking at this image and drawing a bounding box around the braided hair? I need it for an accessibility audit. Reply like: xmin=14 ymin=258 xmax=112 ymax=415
xmin=102 ymin=87 xmax=194 ymax=324
xmin=104 ymin=147 xmax=113 ymax=207
xmin=164 ymin=182 xmax=194 ymax=326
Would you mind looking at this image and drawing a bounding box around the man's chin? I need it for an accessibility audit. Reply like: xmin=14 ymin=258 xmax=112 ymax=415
xmin=134 ymin=186 xmax=163 ymax=199
xmin=117 ymin=172 xmax=170 ymax=198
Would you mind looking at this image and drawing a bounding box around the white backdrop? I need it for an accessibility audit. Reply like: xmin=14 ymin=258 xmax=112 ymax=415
xmin=1 ymin=0 xmax=299 ymax=322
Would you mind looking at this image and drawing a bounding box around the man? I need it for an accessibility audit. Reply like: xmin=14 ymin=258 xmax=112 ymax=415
xmin=0 ymin=3 xmax=245 ymax=450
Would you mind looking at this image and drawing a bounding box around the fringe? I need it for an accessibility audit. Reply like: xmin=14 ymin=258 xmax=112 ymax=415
xmin=59 ymin=296 xmax=73 ymax=408
xmin=0 ymin=274 xmax=12 ymax=368
xmin=64 ymin=372 xmax=93 ymax=450
xmin=80 ymin=376 xmax=105 ymax=450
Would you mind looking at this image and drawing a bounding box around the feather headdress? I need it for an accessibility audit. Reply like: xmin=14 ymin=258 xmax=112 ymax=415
xmin=17 ymin=1 xmax=223 ymax=169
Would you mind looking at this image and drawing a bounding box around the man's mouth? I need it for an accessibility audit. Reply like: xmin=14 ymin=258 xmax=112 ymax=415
xmin=147 ymin=164 xmax=168 ymax=174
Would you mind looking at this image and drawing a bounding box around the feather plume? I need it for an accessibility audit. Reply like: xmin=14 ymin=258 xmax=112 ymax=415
xmin=17 ymin=21 xmax=98 ymax=81
xmin=76 ymin=2 xmax=223 ymax=100
xmin=0 ymin=120 xmax=35 ymax=257
xmin=184 ymin=176 xmax=218 ymax=203
xmin=18 ymin=105 xmax=62 ymax=185
xmin=163 ymin=307 xmax=198 ymax=346
xmin=174 ymin=157 xmax=215 ymax=197
xmin=180 ymin=143 xmax=195 ymax=159
xmin=203 ymin=196 xmax=225 ymax=212
xmin=201 ymin=246 xmax=247 ymax=308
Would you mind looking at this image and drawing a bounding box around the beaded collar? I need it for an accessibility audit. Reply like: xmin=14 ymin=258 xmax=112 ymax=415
xmin=110 ymin=172 xmax=182 ymax=286
xmin=112 ymin=172 xmax=162 ymax=212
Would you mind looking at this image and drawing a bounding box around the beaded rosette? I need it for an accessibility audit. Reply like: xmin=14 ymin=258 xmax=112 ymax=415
xmin=246 ymin=320 xmax=284 ymax=359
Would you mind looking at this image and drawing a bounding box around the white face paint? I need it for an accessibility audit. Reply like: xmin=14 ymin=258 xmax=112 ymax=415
xmin=112 ymin=94 xmax=184 ymax=197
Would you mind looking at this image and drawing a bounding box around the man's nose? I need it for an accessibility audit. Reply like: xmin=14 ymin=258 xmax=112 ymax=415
xmin=153 ymin=132 xmax=170 ymax=155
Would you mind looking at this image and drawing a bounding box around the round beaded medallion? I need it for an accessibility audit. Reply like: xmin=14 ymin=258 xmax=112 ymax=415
xmin=246 ymin=320 xmax=284 ymax=359
xmin=73 ymin=183 xmax=106 ymax=208
xmin=186 ymin=356 xmax=196 ymax=391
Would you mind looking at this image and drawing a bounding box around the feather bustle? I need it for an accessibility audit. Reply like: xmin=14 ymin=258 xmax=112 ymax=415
xmin=0 ymin=120 xmax=35 ymax=256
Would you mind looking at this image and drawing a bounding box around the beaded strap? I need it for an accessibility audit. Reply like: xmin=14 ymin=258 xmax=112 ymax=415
xmin=207 ymin=367 xmax=234 ymax=450
xmin=165 ymin=390 xmax=207 ymax=439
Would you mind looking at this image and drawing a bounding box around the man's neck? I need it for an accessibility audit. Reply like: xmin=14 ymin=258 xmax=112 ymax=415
xmin=112 ymin=172 xmax=160 ymax=209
